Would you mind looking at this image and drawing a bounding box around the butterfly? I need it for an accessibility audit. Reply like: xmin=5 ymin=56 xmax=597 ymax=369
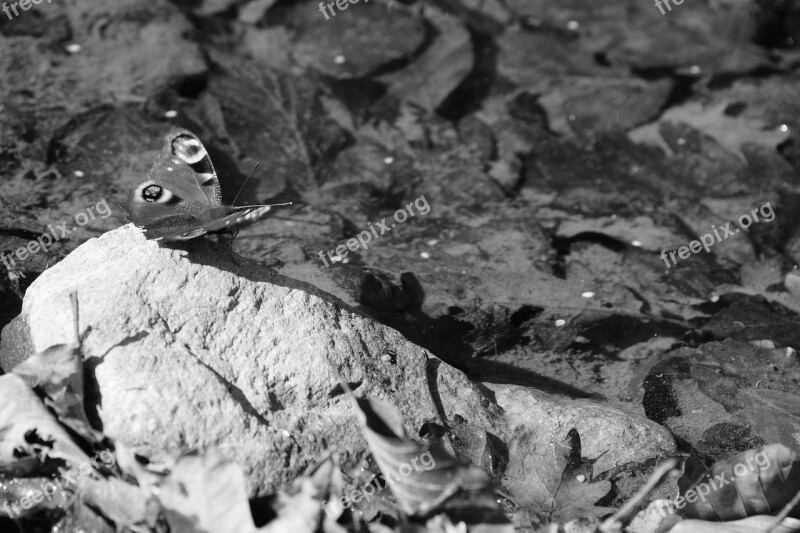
xmin=128 ymin=127 xmax=287 ymax=242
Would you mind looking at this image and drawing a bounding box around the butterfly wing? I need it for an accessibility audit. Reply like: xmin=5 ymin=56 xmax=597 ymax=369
xmin=146 ymin=205 xmax=276 ymax=242
xmin=128 ymin=128 xmax=286 ymax=242
xmin=128 ymin=128 xmax=224 ymax=234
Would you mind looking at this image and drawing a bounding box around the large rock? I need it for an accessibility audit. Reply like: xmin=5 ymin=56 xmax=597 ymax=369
xmin=487 ymin=383 xmax=676 ymax=475
xmin=1 ymin=225 xmax=675 ymax=496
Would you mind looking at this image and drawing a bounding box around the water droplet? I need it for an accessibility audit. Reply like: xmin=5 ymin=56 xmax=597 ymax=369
xmin=581 ymin=291 xmax=595 ymax=298
xmin=631 ymin=240 xmax=642 ymax=247
xmin=74 ymin=170 xmax=84 ymax=177
xmin=164 ymin=110 xmax=178 ymax=118
xmin=334 ymin=55 xmax=346 ymax=64
xmin=420 ymin=252 xmax=430 ymax=259
xmin=567 ymin=20 xmax=579 ymax=30
xmin=555 ymin=319 xmax=566 ymax=327
xmin=383 ymin=156 xmax=394 ymax=164
xmin=65 ymin=43 xmax=81 ymax=53
xmin=426 ymin=239 xmax=438 ymax=246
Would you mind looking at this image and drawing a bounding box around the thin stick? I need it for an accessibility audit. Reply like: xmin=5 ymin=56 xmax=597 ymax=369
xmin=766 ymin=490 xmax=800 ymax=533
xmin=598 ymin=458 xmax=678 ymax=533
xmin=323 ymin=357 xmax=356 ymax=400
xmin=69 ymin=292 xmax=80 ymax=346
xmin=231 ymin=162 xmax=260 ymax=206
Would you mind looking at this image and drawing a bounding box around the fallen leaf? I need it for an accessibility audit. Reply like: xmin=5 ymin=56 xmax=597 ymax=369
xmin=13 ymin=343 xmax=102 ymax=443
xmin=668 ymin=515 xmax=800 ymax=532
xmin=677 ymin=444 xmax=800 ymax=521
xmin=157 ymin=447 xmax=256 ymax=533
xmin=0 ymin=373 xmax=92 ymax=468
xmin=547 ymin=430 xmax=614 ymax=523
xmin=354 ymin=397 xmax=495 ymax=516
xmin=504 ymin=429 xmax=613 ymax=527
xmin=256 ymin=454 xmax=347 ymax=533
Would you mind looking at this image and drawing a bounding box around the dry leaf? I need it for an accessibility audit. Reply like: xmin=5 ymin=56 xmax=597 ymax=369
xmin=677 ymin=444 xmax=800 ymax=521
xmin=354 ymin=397 xmax=494 ymax=516
xmin=668 ymin=515 xmax=800 ymax=532
xmin=0 ymin=373 xmax=93 ymax=468
xmin=157 ymin=448 xmax=256 ymax=533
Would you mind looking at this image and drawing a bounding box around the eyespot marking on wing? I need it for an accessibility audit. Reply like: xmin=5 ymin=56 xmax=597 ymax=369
xmin=135 ymin=181 xmax=176 ymax=204
xmin=172 ymin=136 xmax=206 ymax=165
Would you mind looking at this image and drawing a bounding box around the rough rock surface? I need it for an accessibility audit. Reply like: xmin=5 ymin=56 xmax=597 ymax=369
xmin=643 ymin=339 xmax=800 ymax=461
xmin=1 ymin=225 xmax=675 ymax=495
xmin=486 ymin=383 xmax=676 ymax=475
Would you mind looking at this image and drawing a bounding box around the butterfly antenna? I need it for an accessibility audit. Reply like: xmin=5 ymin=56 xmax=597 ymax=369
xmin=232 ymin=162 xmax=260 ymax=206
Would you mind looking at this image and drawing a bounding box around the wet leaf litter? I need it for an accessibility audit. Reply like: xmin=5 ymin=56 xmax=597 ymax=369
xmin=0 ymin=0 xmax=799 ymax=532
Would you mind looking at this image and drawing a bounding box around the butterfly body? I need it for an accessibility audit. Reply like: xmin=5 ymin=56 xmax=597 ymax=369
xmin=128 ymin=128 xmax=282 ymax=242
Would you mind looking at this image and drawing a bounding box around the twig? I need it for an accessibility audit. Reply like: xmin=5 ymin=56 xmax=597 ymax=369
xmin=766 ymin=490 xmax=800 ymax=533
xmin=598 ymin=458 xmax=678 ymax=533
xmin=69 ymin=292 xmax=80 ymax=346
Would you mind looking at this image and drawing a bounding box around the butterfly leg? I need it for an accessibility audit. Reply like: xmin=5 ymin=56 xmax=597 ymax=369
xmin=223 ymin=226 xmax=241 ymax=268
xmin=226 ymin=225 xmax=240 ymax=248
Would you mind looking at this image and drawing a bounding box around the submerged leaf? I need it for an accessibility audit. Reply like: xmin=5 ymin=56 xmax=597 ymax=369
xmin=377 ymin=10 xmax=473 ymax=112
xmin=629 ymin=100 xmax=789 ymax=161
